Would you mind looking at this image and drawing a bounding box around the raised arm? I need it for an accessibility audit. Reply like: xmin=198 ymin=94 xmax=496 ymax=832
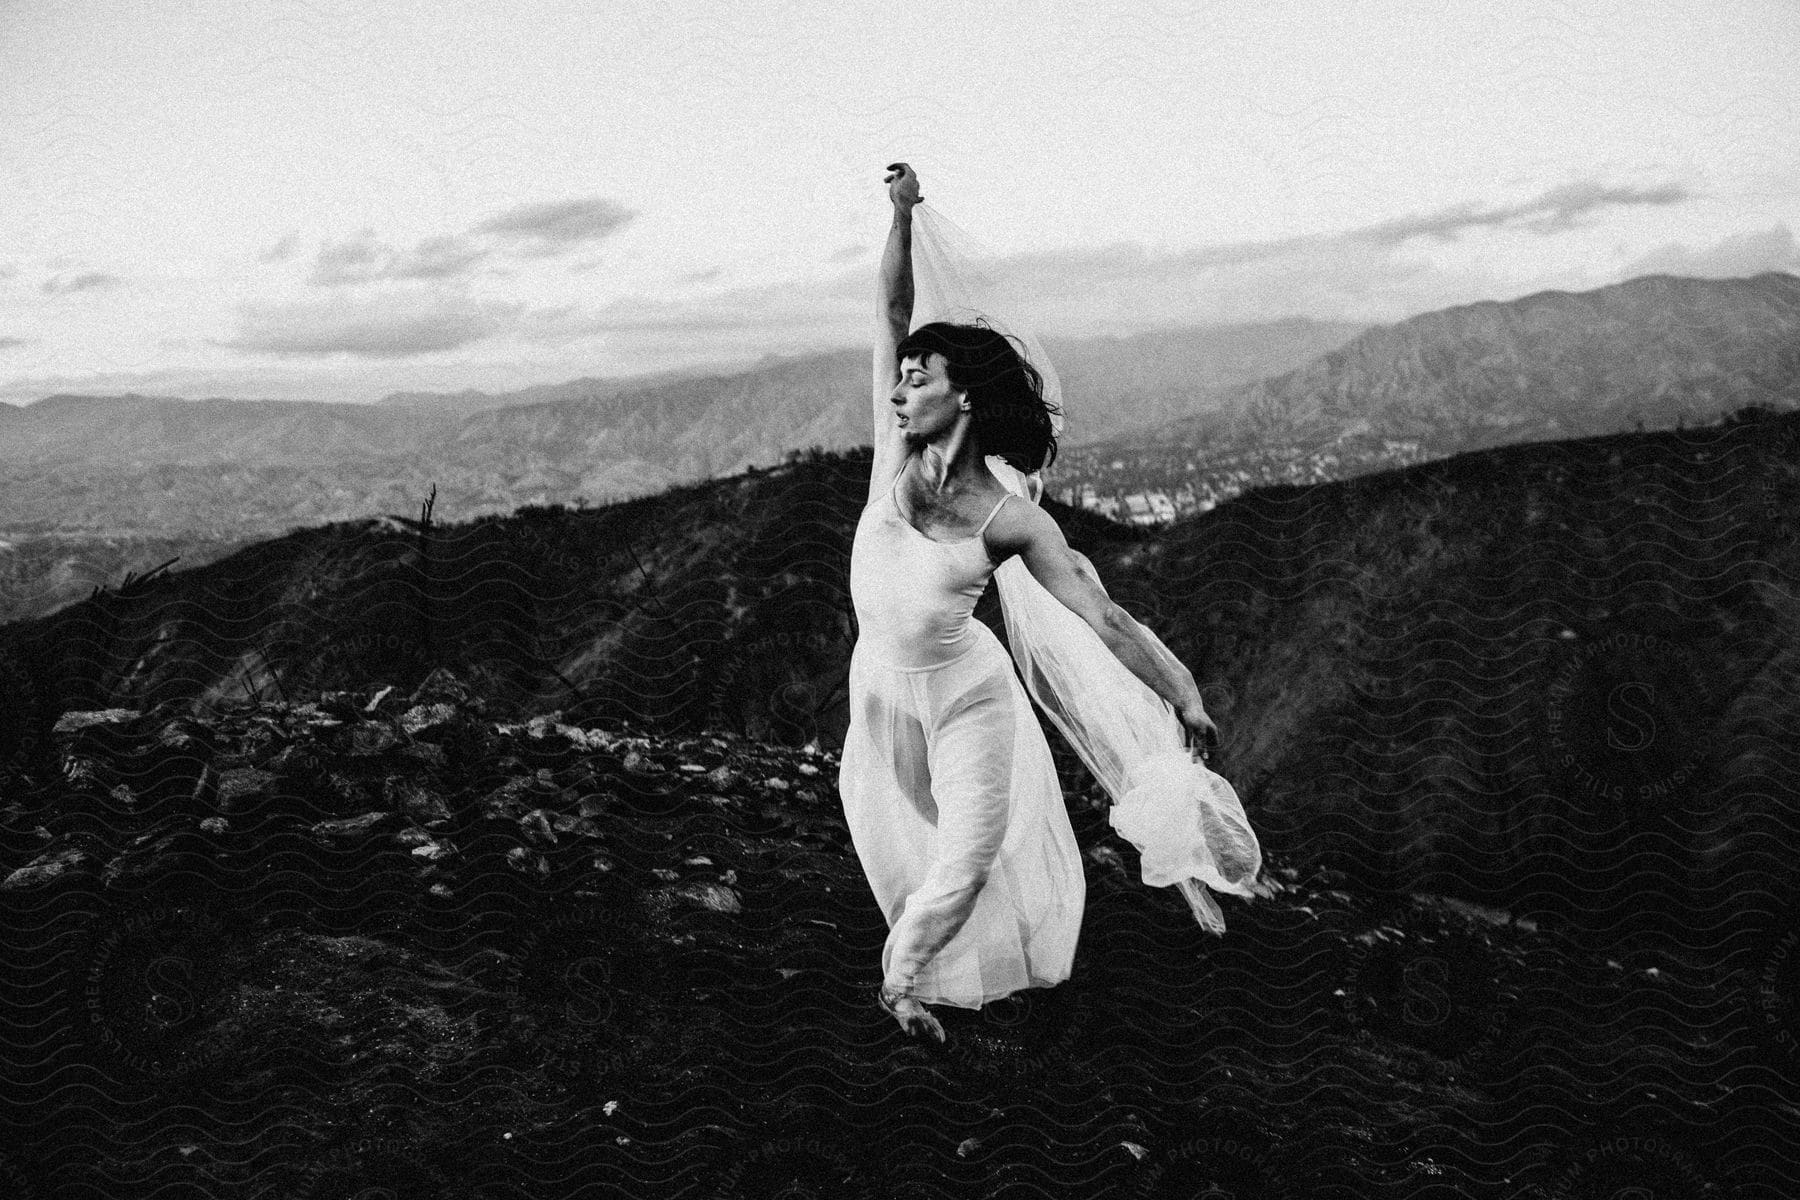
xmin=868 ymin=163 xmax=921 ymax=505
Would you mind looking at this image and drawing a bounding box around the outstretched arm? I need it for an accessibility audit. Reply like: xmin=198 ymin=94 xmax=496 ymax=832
xmin=868 ymin=163 xmax=920 ymax=505
xmin=986 ymin=500 xmax=1220 ymax=749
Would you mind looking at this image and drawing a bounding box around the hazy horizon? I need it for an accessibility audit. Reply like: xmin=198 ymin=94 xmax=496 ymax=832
xmin=4 ymin=1 xmax=1795 ymax=407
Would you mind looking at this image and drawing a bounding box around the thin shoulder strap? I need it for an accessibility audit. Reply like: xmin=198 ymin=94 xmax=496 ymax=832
xmin=974 ymin=493 xmax=1010 ymax=537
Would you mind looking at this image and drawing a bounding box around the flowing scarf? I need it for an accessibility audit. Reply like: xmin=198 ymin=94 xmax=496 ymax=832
xmin=905 ymin=201 xmax=1267 ymax=933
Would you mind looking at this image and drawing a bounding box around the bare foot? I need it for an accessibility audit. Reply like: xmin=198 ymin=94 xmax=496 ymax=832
xmin=877 ymin=984 xmax=945 ymax=1042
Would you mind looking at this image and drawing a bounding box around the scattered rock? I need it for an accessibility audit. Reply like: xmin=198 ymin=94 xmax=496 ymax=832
xmin=409 ymin=667 xmax=483 ymax=714
xmin=520 ymin=809 xmax=558 ymax=847
xmin=387 ymin=777 xmax=451 ymax=823
xmin=505 ymin=846 xmax=550 ymax=875
xmin=53 ymin=709 xmax=141 ymax=735
xmin=1 ymin=840 xmax=97 ymax=891
xmin=311 ymin=811 xmax=400 ymax=839
xmin=217 ymin=767 xmax=276 ymax=814
xmin=400 ymin=703 xmax=460 ymax=738
xmin=673 ymin=882 xmax=741 ymax=914
xmin=558 ymin=724 xmax=617 ymax=753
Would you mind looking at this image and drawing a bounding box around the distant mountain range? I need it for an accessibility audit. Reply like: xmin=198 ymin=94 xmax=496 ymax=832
xmin=1054 ymin=271 xmax=1800 ymax=511
xmin=0 ymin=316 xmax=1363 ymax=535
xmin=4 ymin=272 xmax=1798 ymax=620
xmin=1220 ymin=270 xmax=1800 ymax=447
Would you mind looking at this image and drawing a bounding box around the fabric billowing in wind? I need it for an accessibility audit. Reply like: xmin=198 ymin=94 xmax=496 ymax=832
xmin=904 ymin=200 xmax=1266 ymax=933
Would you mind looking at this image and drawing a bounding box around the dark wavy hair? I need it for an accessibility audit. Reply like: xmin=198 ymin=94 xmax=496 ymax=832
xmin=895 ymin=319 xmax=1061 ymax=474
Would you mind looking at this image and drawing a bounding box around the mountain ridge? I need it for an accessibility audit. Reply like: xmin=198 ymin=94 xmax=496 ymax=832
xmin=1219 ymin=270 xmax=1800 ymax=446
xmin=4 ymin=405 xmax=1794 ymax=933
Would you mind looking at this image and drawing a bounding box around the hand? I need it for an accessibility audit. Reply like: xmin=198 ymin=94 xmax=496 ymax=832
xmin=878 ymin=983 xmax=945 ymax=1042
xmin=885 ymin=161 xmax=923 ymax=209
xmin=1177 ymin=698 xmax=1220 ymax=760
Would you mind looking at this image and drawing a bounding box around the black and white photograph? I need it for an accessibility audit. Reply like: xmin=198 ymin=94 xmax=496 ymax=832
xmin=2 ymin=2 xmax=1797 ymax=1196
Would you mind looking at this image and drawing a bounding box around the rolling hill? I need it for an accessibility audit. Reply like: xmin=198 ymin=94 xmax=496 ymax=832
xmin=5 ymin=405 xmax=1795 ymax=933
xmin=2 ymin=407 xmax=1797 ymax=1193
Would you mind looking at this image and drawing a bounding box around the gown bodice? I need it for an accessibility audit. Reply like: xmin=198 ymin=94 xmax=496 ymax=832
xmin=850 ymin=472 xmax=1011 ymax=672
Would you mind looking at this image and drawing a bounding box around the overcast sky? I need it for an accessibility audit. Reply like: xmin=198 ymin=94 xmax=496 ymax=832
xmin=2 ymin=0 xmax=1795 ymax=405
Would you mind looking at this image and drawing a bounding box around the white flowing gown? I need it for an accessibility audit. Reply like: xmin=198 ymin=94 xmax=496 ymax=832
xmin=839 ymin=458 xmax=1087 ymax=1009
xmin=837 ymin=199 xmax=1265 ymax=1010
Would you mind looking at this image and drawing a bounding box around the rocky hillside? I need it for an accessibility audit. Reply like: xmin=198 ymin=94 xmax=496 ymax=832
xmin=4 ymin=405 xmax=1797 ymax=939
xmin=1 ymin=672 xmax=1794 ymax=1196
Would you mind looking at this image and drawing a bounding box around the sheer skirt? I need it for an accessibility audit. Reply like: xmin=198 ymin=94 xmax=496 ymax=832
xmin=838 ymin=618 xmax=1086 ymax=1009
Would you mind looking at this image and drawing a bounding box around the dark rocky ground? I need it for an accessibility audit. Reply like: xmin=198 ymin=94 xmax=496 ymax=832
xmin=4 ymin=669 xmax=1795 ymax=1198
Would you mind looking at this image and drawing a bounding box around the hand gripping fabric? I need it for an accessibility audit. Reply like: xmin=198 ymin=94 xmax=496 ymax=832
xmin=905 ymin=199 xmax=1266 ymax=932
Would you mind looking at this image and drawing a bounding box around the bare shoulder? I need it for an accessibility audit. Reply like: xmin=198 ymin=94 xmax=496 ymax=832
xmin=981 ymin=492 xmax=1063 ymax=563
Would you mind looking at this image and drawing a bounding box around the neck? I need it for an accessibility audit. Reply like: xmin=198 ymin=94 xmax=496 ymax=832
xmin=917 ymin=417 xmax=985 ymax=493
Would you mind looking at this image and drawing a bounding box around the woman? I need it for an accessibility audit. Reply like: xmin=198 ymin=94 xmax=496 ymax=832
xmin=842 ymin=163 xmax=1223 ymax=1042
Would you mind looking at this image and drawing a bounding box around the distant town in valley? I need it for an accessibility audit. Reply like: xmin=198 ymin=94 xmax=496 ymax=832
xmin=1052 ymin=433 xmax=1437 ymax=524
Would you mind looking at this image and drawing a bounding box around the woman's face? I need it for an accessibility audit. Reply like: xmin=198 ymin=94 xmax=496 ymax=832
xmin=890 ymin=351 xmax=968 ymax=441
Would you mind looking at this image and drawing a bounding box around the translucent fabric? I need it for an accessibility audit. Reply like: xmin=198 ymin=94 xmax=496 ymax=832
xmin=909 ymin=204 xmax=1063 ymax=438
xmin=840 ymin=489 xmax=1085 ymax=1008
xmin=906 ymin=199 xmax=1267 ymax=934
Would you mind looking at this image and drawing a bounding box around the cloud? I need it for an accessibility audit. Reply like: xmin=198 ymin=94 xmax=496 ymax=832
xmin=1617 ymin=223 xmax=1800 ymax=280
xmin=310 ymin=229 xmax=388 ymax=285
xmin=43 ymin=271 xmax=122 ymax=295
xmin=219 ymin=178 xmax=1695 ymax=373
xmin=1350 ymin=180 xmax=1691 ymax=245
xmin=935 ymin=179 xmax=1694 ymax=300
xmin=471 ymin=197 xmax=635 ymax=258
xmin=259 ymin=232 xmax=302 ymax=263
xmin=393 ymin=235 xmax=488 ymax=280
xmin=526 ymin=293 xmax=847 ymax=337
xmin=218 ymin=290 xmax=524 ymax=358
xmin=308 ymin=229 xmax=489 ymax=285
xmin=300 ymin=194 xmax=636 ymax=287
xmin=804 ymin=177 xmax=1696 ymax=331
